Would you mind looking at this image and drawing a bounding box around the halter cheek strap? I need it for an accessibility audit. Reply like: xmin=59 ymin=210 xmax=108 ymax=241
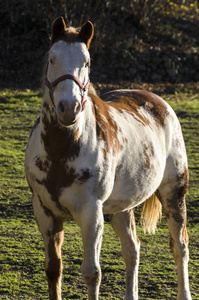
xmin=45 ymin=62 xmax=90 ymax=111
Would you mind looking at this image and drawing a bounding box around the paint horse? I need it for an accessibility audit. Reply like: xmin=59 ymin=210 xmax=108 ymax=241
xmin=25 ymin=17 xmax=192 ymax=300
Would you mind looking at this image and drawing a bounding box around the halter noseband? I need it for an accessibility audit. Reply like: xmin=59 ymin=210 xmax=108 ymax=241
xmin=45 ymin=62 xmax=90 ymax=110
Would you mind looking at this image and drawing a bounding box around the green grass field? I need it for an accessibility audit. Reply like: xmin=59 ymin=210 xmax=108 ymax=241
xmin=0 ymin=89 xmax=198 ymax=299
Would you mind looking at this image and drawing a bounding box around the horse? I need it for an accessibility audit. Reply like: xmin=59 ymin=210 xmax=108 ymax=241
xmin=25 ymin=17 xmax=192 ymax=300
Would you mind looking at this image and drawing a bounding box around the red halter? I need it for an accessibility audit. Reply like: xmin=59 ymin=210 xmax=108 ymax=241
xmin=45 ymin=62 xmax=90 ymax=110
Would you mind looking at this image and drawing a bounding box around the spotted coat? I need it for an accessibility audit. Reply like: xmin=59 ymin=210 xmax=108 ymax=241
xmin=25 ymin=17 xmax=191 ymax=300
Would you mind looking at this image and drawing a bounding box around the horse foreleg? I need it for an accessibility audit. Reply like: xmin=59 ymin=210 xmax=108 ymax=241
xmin=110 ymin=209 xmax=140 ymax=300
xmin=33 ymin=195 xmax=64 ymax=300
xmin=76 ymin=200 xmax=104 ymax=300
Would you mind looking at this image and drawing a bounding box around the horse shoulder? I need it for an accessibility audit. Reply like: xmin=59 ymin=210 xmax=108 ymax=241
xmin=88 ymin=93 xmax=123 ymax=156
xmin=25 ymin=117 xmax=50 ymax=190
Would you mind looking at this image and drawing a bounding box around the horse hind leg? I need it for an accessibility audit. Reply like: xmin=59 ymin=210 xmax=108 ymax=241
xmin=157 ymin=165 xmax=192 ymax=300
xmin=110 ymin=209 xmax=140 ymax=300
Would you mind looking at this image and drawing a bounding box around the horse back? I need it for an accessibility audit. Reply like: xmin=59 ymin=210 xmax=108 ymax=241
xmin=100 ymin=89 xmax=169 ymax=127
xmin=99 ymin=89 xmax=187 ymax=172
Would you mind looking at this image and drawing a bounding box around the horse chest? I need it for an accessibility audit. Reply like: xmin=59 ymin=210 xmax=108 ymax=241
xmin=31 ymin=150 xmax=111 ymax=204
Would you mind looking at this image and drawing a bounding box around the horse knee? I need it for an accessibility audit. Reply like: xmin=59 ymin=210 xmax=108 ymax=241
xmin=122 ymin=236 xmax=140 ymax=264
xmin=171 ymin=237 xmax=189 ymax=257
xmin=46 ymin=257 xmax=62 ymax=282
xmin=82 ymin=265 xmax=101 ymax=287
xmin=170 ymin=227 xmax=189 ymax=267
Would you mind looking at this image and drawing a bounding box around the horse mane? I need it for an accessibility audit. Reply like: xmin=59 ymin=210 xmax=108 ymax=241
xmin=88 ymin=83 xmax=98 ymax=96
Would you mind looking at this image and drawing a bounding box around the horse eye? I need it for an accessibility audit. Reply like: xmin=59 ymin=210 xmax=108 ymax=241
xmin=49 ymin=58 xmax=54 ymax=64
xmin=85 ymin=61 xmax=90 ymax=68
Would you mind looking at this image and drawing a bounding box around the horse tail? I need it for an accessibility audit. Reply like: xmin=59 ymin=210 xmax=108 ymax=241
xmin=140 ymin=194 xmax=162 ymax=234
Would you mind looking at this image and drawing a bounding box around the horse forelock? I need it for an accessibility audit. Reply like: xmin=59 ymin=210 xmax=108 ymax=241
xmin=51 ymin=27 xmax=81 ymax=45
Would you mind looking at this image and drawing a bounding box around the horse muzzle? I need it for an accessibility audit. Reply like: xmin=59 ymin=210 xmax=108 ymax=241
xmin=56 ymin=99 xmax=81 ymax=127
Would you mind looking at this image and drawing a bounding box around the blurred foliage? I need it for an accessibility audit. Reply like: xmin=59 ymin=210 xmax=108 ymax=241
xmin=1 ymin=0 xmax=198 ymax=43
xmin=0 ymin=0 xmax=199 ymax=88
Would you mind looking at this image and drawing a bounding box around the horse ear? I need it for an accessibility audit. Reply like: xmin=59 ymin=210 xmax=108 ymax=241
xmin=79 ymin=21 xmax=94 ymax=49
xmin=51 ymin=17 xmax=66 ymax=44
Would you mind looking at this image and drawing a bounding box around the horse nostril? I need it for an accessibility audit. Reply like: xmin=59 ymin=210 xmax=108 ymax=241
xmin=60 ymin=101 xmax=65 ymax=113
xmin=57 ymin=100 xmax=81 ymax=126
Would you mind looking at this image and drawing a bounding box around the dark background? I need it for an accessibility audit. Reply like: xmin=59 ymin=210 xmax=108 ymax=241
xmin=0 ymin=0 xmax=199 ymax=89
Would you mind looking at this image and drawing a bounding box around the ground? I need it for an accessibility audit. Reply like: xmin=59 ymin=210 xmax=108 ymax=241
xmin=0 ymin=88 xmax=198 ymax=299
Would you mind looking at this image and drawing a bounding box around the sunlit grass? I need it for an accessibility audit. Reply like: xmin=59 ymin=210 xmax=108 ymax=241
xmin=0 ymin=89 xmax=198 ymax=299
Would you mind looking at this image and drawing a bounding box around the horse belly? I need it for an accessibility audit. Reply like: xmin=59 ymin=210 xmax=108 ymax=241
xmin=103 ymin=143 xmax=166 ymax=214
xmin=103 ymin=172 xmax=162 ymax=214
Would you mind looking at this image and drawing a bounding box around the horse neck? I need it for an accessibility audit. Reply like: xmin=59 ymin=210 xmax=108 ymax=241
xmin=40 ymin=90 xmax=82 ymax=161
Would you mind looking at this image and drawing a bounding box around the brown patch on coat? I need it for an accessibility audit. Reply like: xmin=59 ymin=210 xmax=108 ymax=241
xmin=130 ymin=209 xmax=140 ymax=245
xmin=37 ymin=162 xmax=92 ymax=202
xmin=170 ymin=223 xmax=189 ymax=255
xmin=102 ymin=91 xmax=149 ymax=126
xmin=39 ymin=103 xmax=81 ymax=202
xmin=37 ymin=195 xmax=55 ymax=218
xmin=170 ymin=168 xmax=189 ymax=224
xmin=41 ymin=104 xmax=81 ymax=160
xmin=45 ymin=219 xmax=64 ymax=298
xmin=101 ymin=148 xmax=107 ymax=161
xmin=73 ymin=128 xmax=80 ymax=142
xmin=143 ymin=142 xmax=155 ymax=169
xmin=35 ymin=156 xmax=50 ymax=172
xmin=42 ymin=165 xmax=77 ymax=202
xmin=170 ymin=236 xmax=175 ymax=253
xmin=90 ymin=93 xmax=123 ymax=157
xmin=158 ymin=168 xmax=189 ymax=225
xmin=101 ymin=90 xmax=169 ymax=126
xmin=182 ymin=224 xmax=189 ymax=245
xmin=37 ymin=192 xmax=71 ymax=218
xmin=176 ymin=168 xmax=189 ymax=199
xmin=37 ymin=96 xmax=93 ymax=203
xmin=143 ymin=144 xmax=150 ymax=169
xmin=46 ymin=239 xmax=62 ymax=281
xmin=36 ymin=195 xmax=65 ymax=291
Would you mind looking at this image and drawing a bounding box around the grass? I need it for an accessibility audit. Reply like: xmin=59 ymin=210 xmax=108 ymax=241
xmin=0 ymin=89 xmax=199 ymax=299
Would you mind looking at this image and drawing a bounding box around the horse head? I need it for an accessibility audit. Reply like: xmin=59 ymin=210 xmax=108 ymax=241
xmin=45 ymin=17 xmax=94 ymax=127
